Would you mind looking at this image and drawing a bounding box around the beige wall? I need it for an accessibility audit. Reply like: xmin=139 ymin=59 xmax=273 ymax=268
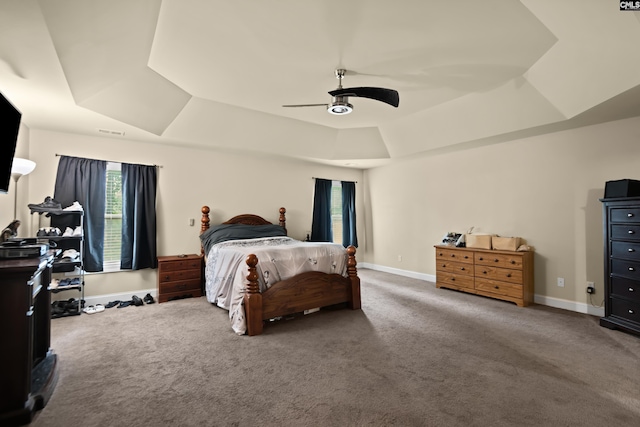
xmin=3 ymin=116 xmax=640 ymax=313
xmin=363 ymin=115 xmax=640 ymax=314
xmin=0 ymin=129 xmax=363 ymax=298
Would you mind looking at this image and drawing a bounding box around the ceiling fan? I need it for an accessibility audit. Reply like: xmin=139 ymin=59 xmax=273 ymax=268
xmin=282 ymin=69 xmax=399 ymax=115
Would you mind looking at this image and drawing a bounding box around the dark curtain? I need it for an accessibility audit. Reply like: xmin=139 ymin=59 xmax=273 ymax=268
xmin=52 ymin=156 xmax=106 ymax=272
xmin=310 ymin=178 xmax=332 ymax=242
xmin=341 ymin=180 xmax=358 ymax=248
xmin=120 ymin=163 xmax=157 ymax=270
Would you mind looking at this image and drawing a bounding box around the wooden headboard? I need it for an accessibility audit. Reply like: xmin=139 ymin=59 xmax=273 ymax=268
xmin=200 ymin=206 xmax=287 ymax=255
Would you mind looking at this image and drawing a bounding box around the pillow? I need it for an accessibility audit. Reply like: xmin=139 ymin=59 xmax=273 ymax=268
xmin=200 ymin=223 xmax=286 ymax=255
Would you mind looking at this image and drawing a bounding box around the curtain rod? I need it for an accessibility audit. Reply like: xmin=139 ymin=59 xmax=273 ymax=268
xmin=312 ymin=177 xmax=358 ymax=183
xmin=55 ymin=153 xmax=162 ymax=168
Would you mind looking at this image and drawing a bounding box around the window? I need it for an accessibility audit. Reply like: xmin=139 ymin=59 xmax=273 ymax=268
xmin=330 ymin=181 xmax=343 ymax=246
xmin=104 ymin=162 xmax=122 ymax=271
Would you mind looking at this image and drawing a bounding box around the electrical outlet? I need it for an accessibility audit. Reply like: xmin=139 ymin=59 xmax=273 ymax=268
xmin=398 ymin=255 xmax=402 ymax=262
xmin=587 ymin=281 xmax=595 ymax=294
xmin=557 ymin=277 xmax=565 ymax=287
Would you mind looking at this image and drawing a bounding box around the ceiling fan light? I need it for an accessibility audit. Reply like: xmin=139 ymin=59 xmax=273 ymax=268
xmin=327 ymin=102 xmax=353 ymax=115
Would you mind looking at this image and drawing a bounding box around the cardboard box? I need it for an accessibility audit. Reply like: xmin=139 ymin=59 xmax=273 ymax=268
xmin=492 ymin=236 xmax=521 ymax=251
xmin=465 ymin=234 xmax=492 ymax=249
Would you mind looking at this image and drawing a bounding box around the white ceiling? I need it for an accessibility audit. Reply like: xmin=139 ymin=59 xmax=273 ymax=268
xmin=2 ymin=0 xmax=640 ymax=168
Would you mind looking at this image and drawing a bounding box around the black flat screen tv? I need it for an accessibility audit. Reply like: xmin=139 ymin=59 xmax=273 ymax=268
xmin=0 ymin=92 xmax=22 ymax=194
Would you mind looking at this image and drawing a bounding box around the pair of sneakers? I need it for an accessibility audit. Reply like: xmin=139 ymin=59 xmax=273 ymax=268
xmin=62 ymin=226 xmax=82 ymax=237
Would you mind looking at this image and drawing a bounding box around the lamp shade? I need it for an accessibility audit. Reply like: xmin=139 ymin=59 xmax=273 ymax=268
xmin=11 ymin=157 xmax=36 ymax=177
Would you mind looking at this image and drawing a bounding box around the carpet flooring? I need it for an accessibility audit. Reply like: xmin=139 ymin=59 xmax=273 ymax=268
xmin=30 ymin=269 xmax=640 ymax=426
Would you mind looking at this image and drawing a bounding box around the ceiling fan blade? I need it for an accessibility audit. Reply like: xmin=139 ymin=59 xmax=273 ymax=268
xmin=282 ymin=103 xmax=329 ymax=108
xmin=328 ymin=87 xmax=399 ymax=108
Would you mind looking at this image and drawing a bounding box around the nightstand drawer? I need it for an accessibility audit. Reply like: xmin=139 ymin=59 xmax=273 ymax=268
xmin=611 ymin=241 xmax=640 ymax=261
xmin=159 ymin=278 xmax=202 ymax=294
xmin=159 ymin=269 xmax=201 ymax=283
xmin=158 ymin=258 xmax=201 ymax=272
xmin=611 ymin=277 xmax=640 ymax=302
xmin=611 ymin=224 xmax=640 ymax=241
xmin=611 ymin=208 xmax=640 ymax=223
xmin=610 ymin=298 xmax=640 ymax=324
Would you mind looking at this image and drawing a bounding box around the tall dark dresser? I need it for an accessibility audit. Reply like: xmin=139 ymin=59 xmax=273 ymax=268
xmin=600 ymin=196 xmax=640 ymax=337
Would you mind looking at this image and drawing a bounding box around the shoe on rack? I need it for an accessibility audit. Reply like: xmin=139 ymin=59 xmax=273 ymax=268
xmin=62 ymin=227 xmax=74 ymax=237
xmin=28 ymin=196 xmax=62 ymax=213
xmin=63 ymin=201 xmax=84 ymax=212
xmin=132 ymin=295 xmax=144 ymax=306
xmin=37 ymin=228 xmax=49 ymax=237
xmin=47 ymin=227 xmax=62 ymax=237
xmin=143 ymin=293 xmax=155 ymax=304
xmin=61 ymin=249 xmax=79 ymax=261
xmin=49 ymin=278 xmax=60 ymax=290
xmin=72 ymin=226 xmax=83 ymax=236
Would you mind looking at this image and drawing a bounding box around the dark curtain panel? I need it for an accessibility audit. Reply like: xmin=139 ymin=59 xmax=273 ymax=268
xmin=341 ymin=180 xmax=358 ymax=248
xmin=310 ymin=178 xmax=333 ymax=242
xmin=52 ymin=156 xmax=106 ymax=272
xmin=120 ymin=163 xmax=157 ymax=270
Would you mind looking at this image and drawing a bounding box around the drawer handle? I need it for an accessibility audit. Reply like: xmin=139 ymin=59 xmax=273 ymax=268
xmin=165 ymin=275 xmax=170 ymax=281
xmin=451 ymin=277 xmax=455 ymax=281
xmin=494 ymin=285 xmax=499 ymax=289
xmin=442 ymin=264 xmax=446 ymax=267
xmin=451 ymin=254 xmax=455 ymax=257
xmin=460 ymin=267 xmax=465 ymax=271
xmin=629 ymin=248 xmax=635 ymax=252
xmin=629 ymin=213 xmax=635 ymax=218
xmin=629 ymin=230 xmax=635 ymax=234
xmin=511 ymin=260 xmax=516 ymax=264
xmin=629 ymin=309 xmax=635 ymax=314
xmin=506 ymin=273 xmax=512 ymax=278
xmin=629 ymin=267 xmax=635 ymax=271
xmin=494 ymin=259 xmax=499 ymax=263
xmin=483 ymin=271 xmax=487 ymax=275
xmin=438 ymin=252 xmax=443 ymax=256
xmin=630 ymin=287 xmax=635 ymax=292
xmin=464 ymin=255 xmax=469 ymax=259
xmin=479 ymin=257 xmax=484 ymax=261
xmin=177 ymin=283 xmax=187 ymax=290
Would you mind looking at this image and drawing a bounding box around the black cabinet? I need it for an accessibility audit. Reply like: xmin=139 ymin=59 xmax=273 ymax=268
xmin=600 ymin=197 xmax=640 ymax=337
xmin=0 ymin=253 xmax=58 ymax=425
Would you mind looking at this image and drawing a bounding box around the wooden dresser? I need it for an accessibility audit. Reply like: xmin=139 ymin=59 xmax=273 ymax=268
xmin=435 ymin=245 xmax=534 ymax=306
xmin=600 ymin=197 xmax=640 ymax=337
xmin=157 ymin=254 xmax=203 ymax=303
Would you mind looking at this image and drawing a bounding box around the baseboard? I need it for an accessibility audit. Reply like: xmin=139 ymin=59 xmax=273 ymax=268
xmin=359 ymin=262 xmax=436 ymax=283
xmin=360 ymin=263 xmax=604 ymax=317
xmin=534 ymin=294 xmax=604 ymax=317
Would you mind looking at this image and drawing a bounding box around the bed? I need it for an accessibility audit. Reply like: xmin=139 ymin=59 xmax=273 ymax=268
xmin=199 ymin=206 xmax=361 ymax=336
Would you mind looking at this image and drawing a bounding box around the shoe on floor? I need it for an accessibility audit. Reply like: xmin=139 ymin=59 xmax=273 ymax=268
xmin=143 ymin=293 xmax=155 ymax=304
xmin=105 ymin=300 xmax=121 ymax=309
xmin=117 ymin=300 xmax=133 ymax=308
xmin=132 ymin=295 xmax=144 ymax=306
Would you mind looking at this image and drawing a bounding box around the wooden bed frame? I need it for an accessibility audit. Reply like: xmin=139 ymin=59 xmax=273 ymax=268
xmin=200 ymin=206 xmax=361 ymax=336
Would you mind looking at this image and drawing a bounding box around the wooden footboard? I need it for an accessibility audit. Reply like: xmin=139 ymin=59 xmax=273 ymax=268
xmin=244 ymin=246 xmax=361 ymax=336
xmin=200 ymin=205 xmax=362 ymax=336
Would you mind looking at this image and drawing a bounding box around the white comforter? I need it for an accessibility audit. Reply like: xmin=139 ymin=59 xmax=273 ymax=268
xmin=205 ymin=236 xmax=348 ymax=334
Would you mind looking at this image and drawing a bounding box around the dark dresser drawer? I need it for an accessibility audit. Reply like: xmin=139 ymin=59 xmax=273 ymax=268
xmin=611 ymin=241 xmax=640 ymax=261
xmin=611 ymin=277 xmax=640 ymax=302
xmin=611 ymin=224 xmax=640 ymax=241
xmin=611 ymin=208 xmax=640 ymax=223
xmin=610 ymin=298 xmax=640 ymax=324
xmin=611 ymin=258 xmax=640 ymax=280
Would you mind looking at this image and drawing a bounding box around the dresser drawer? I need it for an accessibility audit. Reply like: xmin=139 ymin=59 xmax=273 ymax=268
xmin=610 ymin=298 xmax=640 ymax=325
xmin=611 ymin=258 xmax=640 ymax=280
xmin=611 ymin=207 xmax=640 ymax=223
xmin=475 ymin=252 xmax=523 ymax=269
xmin=159 ymin=268 xmax=201 ymax=283
xmin=611 ymin=277 xmax=640 ymax=302
xmin=158 ymin=258 xmax=201 ymax=273
xmin=436 ymin=273 xmax=474 ymax=290
xmin=611 ymin=224 xmax=640 ymax=241
xmin=611 ymin=241 xmax=640 ymax=261
xmin=475 ymin=265 xmax=522 ymax=284
xmin=159 ymin=278 xmax=202 ymax=294
xmin=435 ymin=247 xmax=473 ymax=264
xmin=436 ymin=260 xmax=474 ymax=276
xmin=475 ymin=278 xmax=523 ymax=299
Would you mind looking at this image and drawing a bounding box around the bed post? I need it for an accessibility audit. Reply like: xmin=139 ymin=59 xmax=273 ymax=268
xmin=279 ymin=207 xmax=287 ymax=234
xmin=200 ymin=206 xmax=210 ymax=256
xmin=244 ymin=254 xmax=263 ymax=336
xmin=347 ymin=245 xmax=361 ymax=310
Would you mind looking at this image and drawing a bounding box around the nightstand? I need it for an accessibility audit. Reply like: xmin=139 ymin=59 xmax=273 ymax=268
xmin=157 ymin=254 xmax=203 ymax=303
